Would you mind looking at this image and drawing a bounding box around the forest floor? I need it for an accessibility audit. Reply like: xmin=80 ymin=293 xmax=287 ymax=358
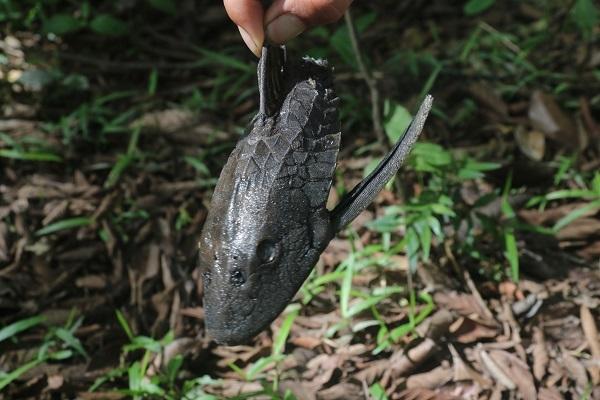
xmin=1 ymin=1 xmax=599 ymax=399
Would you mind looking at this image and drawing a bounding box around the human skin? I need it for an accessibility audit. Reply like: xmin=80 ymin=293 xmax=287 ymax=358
xmin=223 ymin=0 xmax=353 ymax=56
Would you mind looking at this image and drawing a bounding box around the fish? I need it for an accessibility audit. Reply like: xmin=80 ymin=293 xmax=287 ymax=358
xmin=199 ymin=45 xmax=432 ymax=345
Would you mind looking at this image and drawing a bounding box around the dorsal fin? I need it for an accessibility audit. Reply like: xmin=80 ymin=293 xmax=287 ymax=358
xmin=258 ymin=45 xmax=287 ymax=117
xmin=331 ymin=95 xmax=433 ymax=231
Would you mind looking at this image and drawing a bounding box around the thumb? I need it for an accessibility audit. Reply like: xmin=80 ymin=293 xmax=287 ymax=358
xmin=265 ymin=0 xmax=352 ymax=44
xmin=223 ymin=0 xmax=265 ymax=57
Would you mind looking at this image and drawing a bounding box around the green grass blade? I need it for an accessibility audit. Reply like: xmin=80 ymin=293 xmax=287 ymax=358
xmin=272 ymin=308 xmax=299 ymax=357
xmin=0 ymin=315 xmax=45 ymax=343
xmin=553 ymin=199 xmax=600 ymax=231
xmin=35 ymin=217 xmax=92 ymax=236
xmin=369 ymin=382 xmax=389 ymax=400
xmin=115 ymin=310 xmax=134 ymax=340
xmin=504 ymin=230 xmax=519 ymax=282
xmin=0 ymin=149 xmax=62 ymax=162
xmin=54 ymin=327 xmax=88 ymax=358
xmin=0 ymin=359 xmax=44 ymax=390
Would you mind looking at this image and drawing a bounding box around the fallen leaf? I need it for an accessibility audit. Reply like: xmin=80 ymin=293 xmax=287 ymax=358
xmin=450 ymin=317 xmax=499 ymax=343
xmin=532 ymin=326 xmax=549 ymax=381
xmin=406 ymin=365 xmax=453 ymax=389
xmin=434 ymin=292 xmax=495 ymax=323
xmin=515 ymin=127 xmax=545 ymax=161
xmin=388 ymin=338 xmax=439 ymax=378
xmin=0 ymin=222 xmax=8 ymax=262
xmin=279 ymin=380 xmax=316 ymax=400
xmin=75 ymin=274 xmax=107 ymax=289
xmin=556 ymin=217 xmax=600 ymax=241
xmin=479 ymin=349 xmax=515 ymax=390
xmin=449 ymin=344 xmax=491 ymax=388
xmin=290 ymin=336 xmax=322 ymax=349
xmin=528 ymin=90 xmax=578 ymax=147
xmin=317 ymin=382 xmax=363 ymax=400
xmin=46 ymin=374 xmax=64 ymax=390
xmin=468 ymin=82 xmax=509 ymax=117
xmin=580 ymin=304 xmax=600 ymax=385
xmin=397 ymin=388 xmax=459 ymax=400
xmin=537 ymin=387 xmax=563 ymax=400
xmin=561 ymin=349 xmax=589 ymax=390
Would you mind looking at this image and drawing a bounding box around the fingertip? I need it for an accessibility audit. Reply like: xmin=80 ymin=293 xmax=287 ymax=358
xmin=238 ymin=26 xmax=262 ymax=57
xmin=224 ymin=0 xmax=265 ymax=56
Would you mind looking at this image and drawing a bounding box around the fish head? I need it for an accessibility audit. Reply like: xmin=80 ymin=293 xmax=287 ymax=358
xmin=199 ymin=157 xmax=331 ymax=344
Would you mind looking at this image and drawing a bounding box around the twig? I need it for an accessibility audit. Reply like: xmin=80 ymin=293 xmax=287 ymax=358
xmin=344 ymin=10 xmax=386 ymax=148
xmin=444 ymin=240 xmax=495 ymax=321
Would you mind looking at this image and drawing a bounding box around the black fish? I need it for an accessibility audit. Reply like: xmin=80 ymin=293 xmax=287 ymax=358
xmin=199 ymin=45 xmax=432 ymax=345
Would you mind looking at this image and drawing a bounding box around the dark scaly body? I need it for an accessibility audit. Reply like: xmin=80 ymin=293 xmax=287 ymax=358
xmin=200 ymin=46 xmax=433 ymax=345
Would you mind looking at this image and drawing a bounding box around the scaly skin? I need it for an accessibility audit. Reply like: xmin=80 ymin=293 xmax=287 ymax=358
xmin=199 ymin=45 xmax=433 ymax=345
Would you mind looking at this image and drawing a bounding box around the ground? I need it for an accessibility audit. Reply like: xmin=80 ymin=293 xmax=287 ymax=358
xmin=1 ymin=0 xmax=599 ymax=399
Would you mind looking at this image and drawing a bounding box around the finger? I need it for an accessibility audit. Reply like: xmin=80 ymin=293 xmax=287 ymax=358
xmin=265 ymin=0 xmax=353 ymax=44
xmin=223 ymin=0 xmax=265 ymax=57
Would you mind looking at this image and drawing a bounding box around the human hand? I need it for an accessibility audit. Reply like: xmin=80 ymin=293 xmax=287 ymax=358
xmin=224 ymin=0 xmax=353 ymax=57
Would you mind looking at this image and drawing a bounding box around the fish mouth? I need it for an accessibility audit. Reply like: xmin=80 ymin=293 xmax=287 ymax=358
xmin=206 ymin=323 xmax=260 ymax=345
xmin=203 ymin=287 xmax=259 ymax=345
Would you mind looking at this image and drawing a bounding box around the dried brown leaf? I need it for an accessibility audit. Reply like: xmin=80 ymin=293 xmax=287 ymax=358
xmin=577 ymin=240 xmax=600 ymax=259
xmin=354 ymin=359 xmax=387 ymax=384
xmin=448 ymin=345 xmax=491 ymax=388
xmin=132 ymin=108 xmax=196 ymax=133
xmin=304 ymin=353 xmax=341 ymax=389
xmin=561 ymin=349 xmax=589 ymax=389
xmin=580 ymin=304 xmax=600 ymax=384
xmin=556 ymin=217 xmax=600 ymax=241
xmin=515 ymin=128 xmax=545 ymax=161
xmin=532 ymin=327 xmax=549 ymax=381
xmin=479 ymin=349 xmax=516 ymax=390
xmin=291 ymin=336 xmax=322 ymax=349
xmin=537 ymin=387 xmax=563 ymax=400
xmin=279 ymin=380 xmax=317 ymax=400
xmin=488 ymin=350 xmax=536 ymax=400
xmin=46 ymin=374 xmax=64 ymax=390
xmin=317 ymin=382 xmax=362 ymax=400
xmin=389 ymin=338 xmax=439 ymax=378
xmin=528 ymin=90 xmax=578 ymax=147
xmin=396 ymin=388 xmax=459 ymax=400
xmin=434 ymin=292 xmax=494 ymax=323
xmin=519 ymin=202 xmax=598 ymax=226
xmin=320 ymin=238 xmax=352 ymax=268
xmin=468 ymin=82 xmax=509 ymax=117
xmin=406 ymin=365 xmax=453 ymax=389
xmin=0 ymin=222 xmax=8 ymax=262
xmin=450 ymin=317 xmax=499 ymax=343
xmin=75 ymin=274 xmax=107 ymax=289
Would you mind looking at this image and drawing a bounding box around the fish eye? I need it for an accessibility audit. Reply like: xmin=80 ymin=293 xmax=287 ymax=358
xmin=257 ymin=240 xmax=277 ymax=264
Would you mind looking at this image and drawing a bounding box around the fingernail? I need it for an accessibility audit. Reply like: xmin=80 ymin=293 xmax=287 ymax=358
xmin=266 ymin=14 xmax=306 ymax=44
xmin=238 ymin=26 xmax=261 ymax=57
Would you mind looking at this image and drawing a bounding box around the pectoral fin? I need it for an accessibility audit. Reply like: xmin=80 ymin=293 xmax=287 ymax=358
xmin=331 ymin=95 xmax=433 ymax=232
xmin=258 ymin=45 xmax=287 ymax=117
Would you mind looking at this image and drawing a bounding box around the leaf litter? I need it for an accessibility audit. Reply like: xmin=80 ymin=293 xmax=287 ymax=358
xmin=1 ymin=1 xmax=600 ymax=399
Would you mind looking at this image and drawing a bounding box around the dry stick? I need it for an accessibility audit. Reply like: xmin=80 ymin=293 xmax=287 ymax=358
xmin=444 ymin=240 xmax=495 ymax=321
xmin=344 ymin=10 xmax=387 ymax=148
